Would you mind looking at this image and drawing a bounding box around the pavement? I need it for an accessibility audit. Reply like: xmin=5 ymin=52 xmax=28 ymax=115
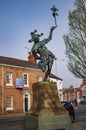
xmin=0 ymin=113 xmax=25 ymax=119
xmin=0 ymin=105 xmax=86 ymax=130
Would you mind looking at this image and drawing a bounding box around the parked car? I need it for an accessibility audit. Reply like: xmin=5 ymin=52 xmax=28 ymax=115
xmin=61 ymin=101 xmax=75 ymax=123
xmin=80 ymin=100 xmax=86 ymax=105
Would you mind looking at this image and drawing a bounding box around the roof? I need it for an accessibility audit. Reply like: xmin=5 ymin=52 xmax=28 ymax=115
xmin=0 ymin=56 xmax=39 ymax=69
xmin=0 ymin=56 xmax=62 ymax=80
xmin=50 ymin=73 xmax=63 ymax=81
xmin=63 ymin=88 xmax=74 ymax=93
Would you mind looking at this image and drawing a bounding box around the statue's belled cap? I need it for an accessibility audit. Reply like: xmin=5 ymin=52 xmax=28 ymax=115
xmin=28 ymin=30 xmax=43 ymax=42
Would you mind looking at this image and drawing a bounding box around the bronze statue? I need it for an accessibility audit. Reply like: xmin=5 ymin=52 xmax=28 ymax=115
xmin=28 ymin=5 xmax=58 ymax=81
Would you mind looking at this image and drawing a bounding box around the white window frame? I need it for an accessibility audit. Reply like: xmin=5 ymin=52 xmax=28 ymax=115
xmin=23 ymin=92 xmax=30 ymax=112
xmin=23 ymin=73 xmax=29 ymax=87
xmin=82 ymin=86 xmax=86 ymax=96
xmin=37 ymin=75 xmax=42 ymax=81
xmin=6 ymin=72 xmax=13 ymax=86
xmin=6 ymin=96 xmax=13 ymax=110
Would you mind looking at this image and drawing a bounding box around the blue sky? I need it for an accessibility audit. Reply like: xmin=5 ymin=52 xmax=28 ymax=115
xmin=0 ymin=0 xmax=82 ymax=87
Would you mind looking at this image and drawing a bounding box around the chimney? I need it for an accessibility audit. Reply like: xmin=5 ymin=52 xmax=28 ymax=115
xmin=28 ymin=53 xmax=37 ymax=63
xmin=70 ymin=85 xmax=74 ymax=89
xmin=83 ymin=79 xmax=86 ymax=84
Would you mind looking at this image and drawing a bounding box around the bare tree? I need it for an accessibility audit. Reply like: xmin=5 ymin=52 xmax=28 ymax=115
xmin=63 ymin=0 xmax=86 ymax=80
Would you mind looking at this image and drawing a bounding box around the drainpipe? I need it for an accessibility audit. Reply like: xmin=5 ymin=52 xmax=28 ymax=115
xmin=1 ymin=65 xmax=4 ymax=114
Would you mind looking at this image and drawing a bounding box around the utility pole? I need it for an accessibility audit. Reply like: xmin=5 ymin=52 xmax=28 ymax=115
xmin=2 ymin=65 xmax=4 ymax=114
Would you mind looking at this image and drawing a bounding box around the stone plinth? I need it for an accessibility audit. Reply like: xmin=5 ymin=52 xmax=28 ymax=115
xmin=23 ymin=82 xmax=73 ymax=130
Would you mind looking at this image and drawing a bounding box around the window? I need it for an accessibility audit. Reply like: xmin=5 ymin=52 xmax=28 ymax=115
xmin=37 ymin=75 xmax=42 ymax=81
xmin=6 ymin=72 xmax=13 ymax=86
xmin=77 ymin=92 xmax=80 ymax=99
xmin=83 ymin=87 xmax=86 ymax=96
xmin=6 ymin=96 xmax=13 ymax=110
xmin=23 ymin=73 xmax=28 ymax=87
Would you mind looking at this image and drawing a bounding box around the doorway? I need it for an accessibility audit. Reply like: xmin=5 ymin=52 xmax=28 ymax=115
xmin=25 ymin=94 xmax=28 ymax=112
xmin=23 ymin=92 xmax=30 ymax=112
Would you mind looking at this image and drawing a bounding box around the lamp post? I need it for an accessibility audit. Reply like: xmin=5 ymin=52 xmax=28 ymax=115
xmin=2 ymin=65 xmax=4 ymax=114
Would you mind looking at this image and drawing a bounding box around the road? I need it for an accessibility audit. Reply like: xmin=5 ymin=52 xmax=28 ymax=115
xmin=0 ymin=114 xmax=24 ymax=130
xmin=73 ymin=104 xmax=86 ymax=130
xmin=0 ymin=105 xmax=86 ymax=130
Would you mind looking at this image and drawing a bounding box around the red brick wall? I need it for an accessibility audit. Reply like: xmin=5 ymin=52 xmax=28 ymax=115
xmin=0 ymin=66 xmax=2 ymax=113
xmin=0 ymin=65 xmax=44 ymax=114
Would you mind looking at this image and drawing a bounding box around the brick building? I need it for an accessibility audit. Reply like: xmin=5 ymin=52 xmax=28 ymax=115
xmin=49 ymin=74 xmax=63 ymax=101
xmin=0 ymin=56 xmax=44 ymax=114
xmin=63 ymin=80 xmax=86 ymax=104
xmin=76 ymin=80 xmax=86 ymax=103
xmin=63 ymin=85 xmax=76 ymax=102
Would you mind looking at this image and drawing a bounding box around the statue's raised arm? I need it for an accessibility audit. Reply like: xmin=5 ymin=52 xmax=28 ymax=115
xmin=43 ymin=25 xmax=57 ymax=45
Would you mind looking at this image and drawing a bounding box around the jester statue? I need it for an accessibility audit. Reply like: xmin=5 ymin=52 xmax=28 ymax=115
xmin=28 ymin=5 xmax=58 ymax=81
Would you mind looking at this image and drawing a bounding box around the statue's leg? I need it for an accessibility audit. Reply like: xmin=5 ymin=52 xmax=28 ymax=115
xmin=43 ymin=69 xmax=51 ymax=81
xmin=41 ymin=57 xmax=48 ymax=72
xmin=38 ymin=61 xmax=45 ymax=72
xmin=48 ymin=56 xmax=54 ymax=70
xmin=43 ymin=56 xmax=54 ymax=81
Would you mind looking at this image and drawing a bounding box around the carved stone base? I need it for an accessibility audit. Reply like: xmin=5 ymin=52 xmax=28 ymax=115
xmin=23 ymin=82 xmax=73 ymax=130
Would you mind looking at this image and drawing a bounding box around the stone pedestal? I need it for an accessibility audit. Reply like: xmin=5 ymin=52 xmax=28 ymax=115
xmin=23 ymin=82 xmax=73 ymax=130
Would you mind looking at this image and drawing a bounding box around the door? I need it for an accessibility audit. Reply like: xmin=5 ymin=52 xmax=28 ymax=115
xmin=23 ymin=92 xmax=30 ymax=112
xmin=25 ymin=94 xmax=28 ymax=112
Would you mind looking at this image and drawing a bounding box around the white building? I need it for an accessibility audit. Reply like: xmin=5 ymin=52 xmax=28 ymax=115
xmin=49 ymin=74 xmax=63 ymax=101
